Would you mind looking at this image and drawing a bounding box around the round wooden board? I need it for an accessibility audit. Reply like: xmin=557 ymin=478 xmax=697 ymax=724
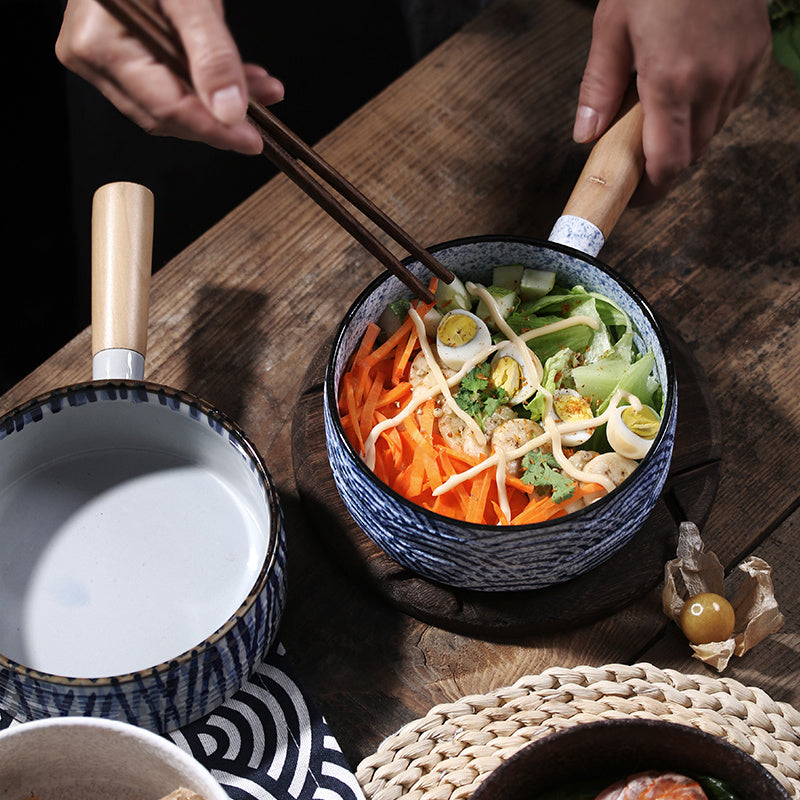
xmin=291 ymin=326 xmax=721 ymax=637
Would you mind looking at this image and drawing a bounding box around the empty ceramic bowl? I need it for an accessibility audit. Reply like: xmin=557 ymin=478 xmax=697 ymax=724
xmin=470 ymin=718 xmax=791 ymax=799
xmin=0 ymin=382 xmax=287 ymax=733
xmin=324 ymin=235 xmax=677 ymax=591
xmin=0 ymin=716 xmax=229 ymax=799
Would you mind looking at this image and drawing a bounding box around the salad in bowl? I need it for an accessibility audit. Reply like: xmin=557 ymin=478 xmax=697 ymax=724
xmin=338 ymin=261 xmax=664 ymax=527
xmin=324 ymin=236 xmax=676 ymax=591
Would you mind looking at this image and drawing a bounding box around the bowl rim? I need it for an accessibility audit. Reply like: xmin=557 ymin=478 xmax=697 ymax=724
xmin=471 ymin=717 xmax=792 ymax=799
xmin=0 ymin=715 xmax=228 ymax=796
xmin=325 ymin=233 xmax=677 ymax=530
xmin=0 ymin=379 xmax=284 ymax=687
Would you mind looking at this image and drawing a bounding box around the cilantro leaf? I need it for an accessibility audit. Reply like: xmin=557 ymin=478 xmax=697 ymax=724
xmin=520 ymin=451 xmax=576 ymax=503
xmin=454 ymin=363 xmax=509 ymax=430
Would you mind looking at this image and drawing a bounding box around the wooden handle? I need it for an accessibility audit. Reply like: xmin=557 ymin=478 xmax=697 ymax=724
xmin=561 ymin=93 xmax=645 ymax=240
xmin=91 ymin=181 xmax=154 ymax=358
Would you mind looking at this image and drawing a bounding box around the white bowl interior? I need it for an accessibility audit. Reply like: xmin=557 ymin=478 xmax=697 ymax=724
xmin=0 ymin=717 xmax=228 ymax=799
xmin=0 ymin=394 xmax=273 ymax=678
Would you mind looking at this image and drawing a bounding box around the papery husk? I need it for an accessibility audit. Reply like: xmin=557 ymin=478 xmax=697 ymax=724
xmin=662 ymin=522 xmax=784 ymax=672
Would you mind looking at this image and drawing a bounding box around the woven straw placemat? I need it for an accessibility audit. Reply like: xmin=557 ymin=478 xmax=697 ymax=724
xmin=355 ymin=662 xmax=800 ymax=800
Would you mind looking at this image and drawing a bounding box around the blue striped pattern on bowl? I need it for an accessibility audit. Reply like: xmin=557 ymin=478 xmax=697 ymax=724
xmin=324 ymin=236 xmax=677 ymax=592
xmin=0 ymin=382 xmax=286 ymax=733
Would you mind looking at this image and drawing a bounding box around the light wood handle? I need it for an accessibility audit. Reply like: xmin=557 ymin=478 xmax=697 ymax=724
xmin=561 ymin=93 xmax=645 ymax=240
xmin=91 ymin=181 xmax=154 ymax=358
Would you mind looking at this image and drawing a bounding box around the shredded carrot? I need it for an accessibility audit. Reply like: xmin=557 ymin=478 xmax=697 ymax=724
xmin=510 ymin=493 xmax=559 ymax=525
xmin=353 ymin=321 xmax=381 ymax=365
xmin=392 ymin=327 xmax=419 ymax=385
xmin=375 ymin=381 xmax=412 ymax=411
xmin=492 ymin=500 xmax=511 ymax=527
xmin=465 ymin=467 xmax=493 ymax=524
xmin=374 ymin=411 xmax=404 ymax=469
xmin=359 ymin=369 xmax=387 ymax=443
xmin=417 ymin=398 xmax=436 ymax=443
xmin=338 ymin=289 xmax=607 ymax=525
xmin=342 ymin=373 xmax=365 ymax=454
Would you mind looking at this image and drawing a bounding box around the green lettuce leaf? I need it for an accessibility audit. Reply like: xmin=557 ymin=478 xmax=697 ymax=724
xmin=570 ymin=332 xmax=636 ymax=409
xmin=596 ymin=350 xmax=657 ymax=415
xmin=524 ymin=348 xmax=578 ymax=420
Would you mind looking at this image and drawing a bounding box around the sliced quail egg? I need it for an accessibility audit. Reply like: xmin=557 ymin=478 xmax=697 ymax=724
xmin=551 ymin=388 xmax=595 ymax=446
xmin=607 ymin=403 xmax=660 ymax=460
xmin=489 ymin=342 xmax=537 ymax=405
xmin=436 ymin=310 xmax=492 ymax=370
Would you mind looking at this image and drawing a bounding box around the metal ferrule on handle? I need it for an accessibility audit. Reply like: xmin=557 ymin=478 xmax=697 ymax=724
xmin=549 ymin=91 xmax=645 ymax=256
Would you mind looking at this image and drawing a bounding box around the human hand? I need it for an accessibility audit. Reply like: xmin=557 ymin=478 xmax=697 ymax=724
xmin=574 ymin=0 xmax=771 ymax=204
xmin=56 ymin=0 xmax=285 ymax=155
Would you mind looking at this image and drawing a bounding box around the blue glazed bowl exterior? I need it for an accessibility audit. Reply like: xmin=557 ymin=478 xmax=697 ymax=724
xmin=324 ymin=236 xmax=677 ymax=591
xmin=0 ymin=382 xmax=287 ymax=733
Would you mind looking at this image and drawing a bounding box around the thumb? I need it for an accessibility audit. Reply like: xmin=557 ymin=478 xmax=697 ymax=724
xmin=573 ymin=9 xmax=634 ymax=143
xmin=163 ymin=0 xmax=248 ymax=125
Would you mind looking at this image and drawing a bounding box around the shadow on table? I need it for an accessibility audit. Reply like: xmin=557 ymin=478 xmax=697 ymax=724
xmin=182 ymin=286 xmax=271 ymax=425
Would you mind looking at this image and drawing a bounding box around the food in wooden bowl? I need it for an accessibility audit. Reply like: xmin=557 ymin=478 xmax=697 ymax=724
xmin=469 ymin=718 xmax=791 ymax=800
xmin=324 ymin=236 xmax=677 ymax=591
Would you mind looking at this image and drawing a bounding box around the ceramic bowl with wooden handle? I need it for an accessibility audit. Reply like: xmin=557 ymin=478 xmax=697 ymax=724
xmin=0 ymin=182 xmax=286 ymax=732
xmin=323 ymin=99 xmax=678 ymax=591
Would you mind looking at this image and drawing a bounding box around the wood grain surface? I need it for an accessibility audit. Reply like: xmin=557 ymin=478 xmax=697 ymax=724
xmin=3 ymin=0 xmax=800 ymax=772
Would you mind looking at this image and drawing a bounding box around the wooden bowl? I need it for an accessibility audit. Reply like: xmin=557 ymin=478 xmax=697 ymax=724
xmin=471 ymin=718 xmax=791 ymax=799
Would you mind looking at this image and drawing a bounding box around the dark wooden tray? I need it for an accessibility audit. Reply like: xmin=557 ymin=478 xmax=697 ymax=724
xmin=291 ymin=326 xmax=721 ymax=637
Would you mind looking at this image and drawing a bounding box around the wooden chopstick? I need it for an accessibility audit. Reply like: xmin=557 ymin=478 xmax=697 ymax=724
xmin=94 ymin=0 xmax=454 ymax=303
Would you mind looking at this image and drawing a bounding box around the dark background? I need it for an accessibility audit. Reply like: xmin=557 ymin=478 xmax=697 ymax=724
xmin=2 ymin=0 xmax=487 ymax=394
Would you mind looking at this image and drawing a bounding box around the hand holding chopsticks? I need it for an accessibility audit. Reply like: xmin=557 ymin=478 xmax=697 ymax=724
xmin=90 ymin=0 xmax=453 ymax=302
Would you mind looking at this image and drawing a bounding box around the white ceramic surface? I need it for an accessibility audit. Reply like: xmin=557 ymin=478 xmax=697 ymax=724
xmin=0 ymin=717 xmax=229 ymax=800
xmin=92 ymin=347 xmax=146 ymax=380
xmin=0 ymin=394 xmax=272 ymax=678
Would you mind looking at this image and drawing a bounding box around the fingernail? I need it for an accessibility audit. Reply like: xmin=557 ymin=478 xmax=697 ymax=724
xmin=268 ymin=76 xmax=285 ymax=102
xmin=573 ymin=105 xmax=599 ymax=143
xmin=211 ymin=85 xmax=246 ymax=125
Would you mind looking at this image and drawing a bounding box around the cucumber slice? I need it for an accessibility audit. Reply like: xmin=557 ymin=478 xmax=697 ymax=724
xmin=520 ymin=268 xmax=556 ymax=300
xmin=435 ymin=273 xmax=471 ymax=313
xmin=378 ymin=298 xmax=410 ymax=337
xmin=475 ymin=286 xmax=517 ymax=330
xmin=492 ymin=264 xmax=525 ymax=292
xmin=422 ymin=307 xmax=443 ymax=339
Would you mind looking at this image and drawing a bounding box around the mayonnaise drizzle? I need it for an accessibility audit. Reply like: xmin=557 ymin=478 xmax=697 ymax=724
xmin=358 ymin=288 xmax=630 ymax=522
xmin=361 ymin=326 xmax=499 ymax=469
xmin=408 ymin=307 xmax=486 ymax=448
xmin=466 ymin=282 xmax=544 ymax=385
xmin=432 ymin=389 xmax=639 ymax=497
xmin=494 ymin=445 xmax=511 ymax=523
xmin=545 ymin=393 xmax=643 ymax=490
xmin=520 ymin=314 xmax=600 ymax=344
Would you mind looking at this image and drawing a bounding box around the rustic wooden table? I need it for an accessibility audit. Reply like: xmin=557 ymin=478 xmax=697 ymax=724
xmin=4 ymin=0 xmax=800 ymax=787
